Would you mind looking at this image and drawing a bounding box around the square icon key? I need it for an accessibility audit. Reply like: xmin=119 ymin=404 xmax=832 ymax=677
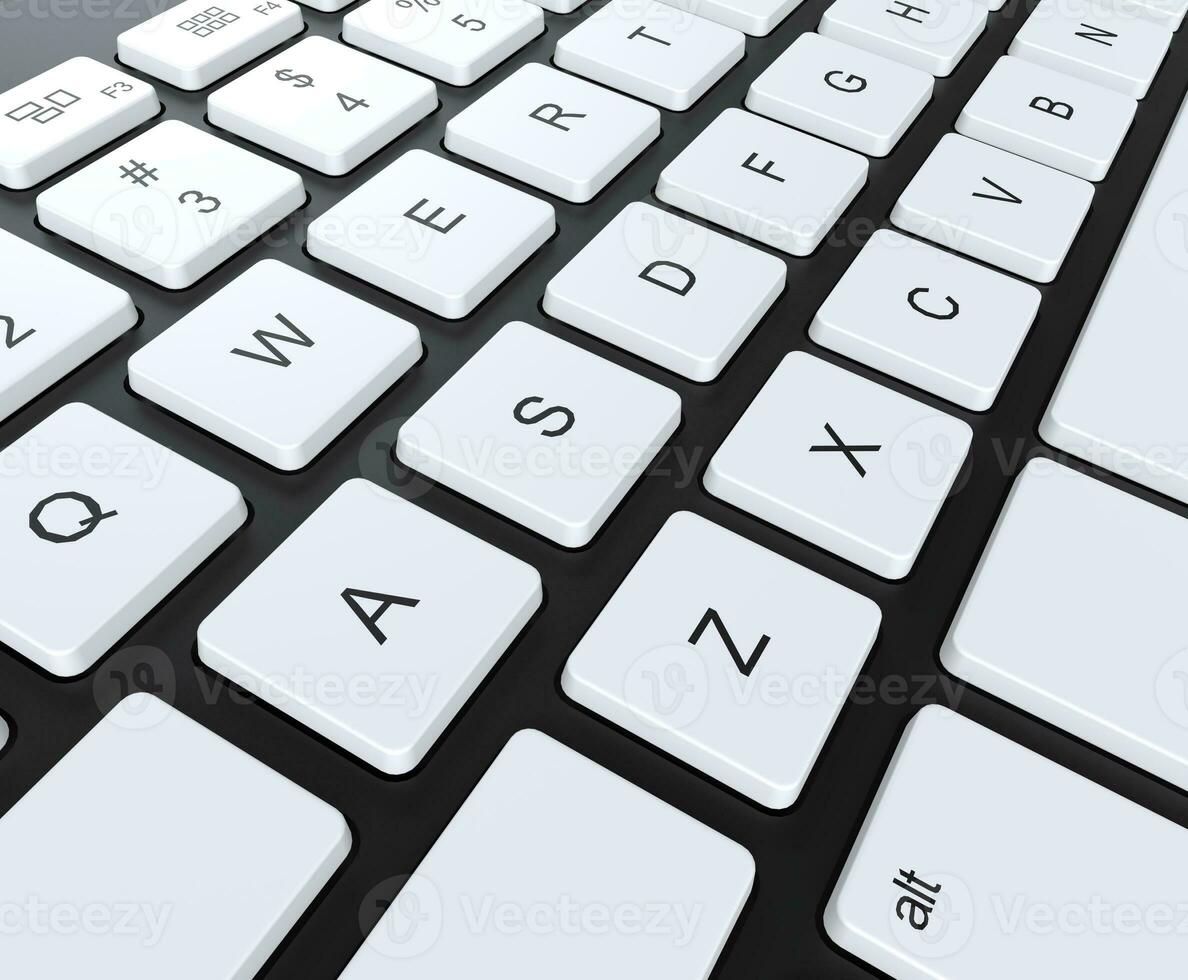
xmin=36 ymin=120 xmax=305 ymax=289
xmin=208 ymin=37 xmax=437 ymax=176
xmin=564 ymin=511 xmax=881 ymax=808
xmin=397 ymin=322 xmax=681 ymax=547
xmin=128 ymin=260 xmax=422 ymax=470
xmin=199 ymin=479 xmax=541 ymax=774
xmin=705 ymin=352 xmax=971 ymax=578
xmin=0 ymin=403 xmax=247 ymax=677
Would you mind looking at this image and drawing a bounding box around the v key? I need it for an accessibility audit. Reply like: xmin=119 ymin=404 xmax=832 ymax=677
xmin=972 ymin=176 xmax=1023 ymax=204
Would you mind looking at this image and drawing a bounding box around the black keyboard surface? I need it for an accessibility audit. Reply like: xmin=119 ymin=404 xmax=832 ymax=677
xmin=2 ymin=0 xmax=1188 ymax=976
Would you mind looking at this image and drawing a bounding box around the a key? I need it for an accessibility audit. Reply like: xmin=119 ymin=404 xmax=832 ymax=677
xmin=396 ymin=321 xmax=681 ymax=547
xmin=341 ymin=729 xmax=754 ymax=977
xmin=706 ymin=352 xmax=971 ymax=578
xmin=0 ymin=713 xmax=7 ymax=753
xmin=943 ymin=459 xmax=1188 ymax=791
xmin=746 ymin=32 xmax=934 ymax=157
xmin=444 ymin=63 xmax=660 ymax=203
xmin=891 ymin=133 xmax=1093 ymax=282
xmin=116 ymin=0 xmax=303 ymax=91
xmin=563 ymin=511 xmax=881 ymax=808
xmin=207 ymin=36 xmax=437 ymax=176
xmin=1042 ymin=95 xmax=1188 ymax=503
xmin=344 ymin=0 xmax=544 ymax=86
xmin=553 ymin=0 xmax=745 ymax=111
xmin=1 ymin=58 xmax=158 ymax=190
xmin=819 ymin=0 xmax=988 ymax=77
xmin=660 ymin=0 xmax=803 ymax=35
xmin=1009 ymin=0 xmax=1172 ymax=98
xmin=0 ymin=693 xmax=349 ymax=978
xmin=35 ymin=120 xmax=305 ymax=290
xmin=957 ymin=56 xmax=1136 ymax=180
xmin=0 ymin=404 xmax=246 ymax=677
xmin=656 ymin=108 xmax=868 ymax=255
xmin=810 ymin=229 xmax=1040 ymax=409
xmin=826 ymin=705 xmax=1188 ymax=978
xmin=307 ymin=149 xmax=554 ymax=318
xmin=526 ymin=0 xmax=588 ymax=12
xmin=128 ymin=260 xmax=422 ymax=470
xmin=0 ymin=229 xmax=138 ymax=422
xmin=543 ymin=201 xmax=785 ymax=381
xmin=1122 ymin=0 xmax=1187 ymax=30
xmin=199 ymin=478 xmax=542 ymax=773
xmin=300 ymin=0 xmax=358 ymax=9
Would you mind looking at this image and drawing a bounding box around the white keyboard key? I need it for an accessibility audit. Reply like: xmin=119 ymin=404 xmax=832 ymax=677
xmin=36 ymin=120 xmax=305 ymax=290
xmin=0 ymin=229 xmax=138 ymax=422
xmin=527 ymin=0 xmax=588 ymax=12
xmin=810 ymin=229 xmax=1040 ymax=409
xmin=0 ymin=714 xmax=7 ymax=753
xmin=444 ymin=63 xmax=659 ymax=203
xmin=544 ymin=202 xmax=785 ymax=381
xmin=656 ymin=108 xmax=868 ymax=255
xmin=0 ymin=694 xmax=349 ymax=978
xmin=1 ymin=58 xmax=158 ymax=190
xmin=826 ymin=705 xmax=1188 ymax=978
xmin=0 ymin=404 xmax=246 ymax=677
xmin=706 ymin=352 xmax=970 ymax=578
xmin=307 ymin=150 xmax=554 ymax=318
xmin=200 ymin=479 xmax=541 ymax=773
xmin=300 ymin=0 xmax=357 ymax=9
xmin=957 ymin=56 xmax=1136 ymax=181
xmin=1123 ymin=0 xmax=1187 ymax=30
xmin=396 ymin=321 xmax=680 ymax=547
xmin=943 ymin=459 xmax=1188 ymax=791
xmin=344 ymin=0 xmax=543 ymax=86
xmin=208 ymin=36 xmax=437 ymax=176
xmin=1009 ymin=0 xmax=1172 ymax=98
xmin=117 ymin=0 xmax=303 ymax=91
xmin=342 ymin=729 xmax=753 ymax=978
xmin=820 ymin=0 xmax=987 ymax=76
xmin=553 ymin=0 xmax=745 ymax=111
xmin=661 ymin=0 xmax=801 ymax=35
xmin=1042 ymin=96 xmax=1188 ymax=502
xmin=128 ymin=260 xmax=422 ymax=470
xmin=891 ymin=133 xmax=1093 ymax=282
xmin=563 ymin=511 xmax=881 ymax=808
xmin=746 ymin=32 xmax=933 ymax=157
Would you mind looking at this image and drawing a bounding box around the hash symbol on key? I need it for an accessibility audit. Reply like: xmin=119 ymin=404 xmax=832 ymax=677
xmin=809 ymin=422 xmax=881 ymax=477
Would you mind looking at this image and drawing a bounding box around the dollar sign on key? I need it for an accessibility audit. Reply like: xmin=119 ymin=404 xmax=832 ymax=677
xmin=275 ymin=68 xmax=315 ymax=89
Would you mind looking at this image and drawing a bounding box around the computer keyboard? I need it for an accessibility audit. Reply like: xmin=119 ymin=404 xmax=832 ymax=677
xmin=1 ymin=0 xmax=1188 ymax=976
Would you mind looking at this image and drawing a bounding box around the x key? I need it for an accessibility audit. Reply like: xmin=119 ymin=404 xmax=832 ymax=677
xmin=809 ymin=423 xmax=881 ymax=477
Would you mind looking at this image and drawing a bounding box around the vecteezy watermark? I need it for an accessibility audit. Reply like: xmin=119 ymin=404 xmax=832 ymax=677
xmin=0 ymin=437 xmax=173 ymax=489
xmin=0 ymin=897 xmax=173 ymax=947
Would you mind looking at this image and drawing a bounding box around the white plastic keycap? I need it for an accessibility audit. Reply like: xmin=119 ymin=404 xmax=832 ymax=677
xmin=0 ymin=229 xmax=138 ymax=422
xmin=208 ymin=36 xmax=437 ymax=175
xmin=811 ymin=229 xmax=1041 ymax=409
xmin=544 ymin=202 xmax=786 ymax=381
xmin=1042 ymin=96 xmax=1188 ymax=503
xmin=199 ymin=479 xmax=541 ymax=774
xmin=0 ymin=404 xmax=246 ymax=677
xmin=826 ymin=705 xmax=1188 ymax=979
xmin=1 ymin=58 xmax=158 ymax=190
xmin=656 ymin=107 xmax=868 ymax=255
xmin=1009 ymin=0 xmax=1172 ymax=98
xmin=1122 ymin=0 xmax=1187 ymax=29
xmin=891 ymin=133 xmax=1093 ymax=282
xmin=445 ymin=63 xmax=660 ymax=203
xmin=957 ymin=56 xmax=1136 ymax=181
xmin=341 ymin=729 xmax=754 ymax=978
xmin=660 ymin=0 xmax=802 ymax=35
xmin=706 ymin=352 xmax=971 ymax=578
xmin=36 ymin=120 xmax=305 ymax=289
xmin=344 ymin=0 xmax=544 ymax=86
xmin=943 ymin=459 xmax=1188 ymax=792
xmin=554 ymin=0 xmax=745 ymax=111
xmin=820 ymin=0 xmax=988 ymax=76
xmin=117 ymin=0 xmax=303 ymax=91
xmin=397 ymin=321 xmax=681 ymax=547
xmin=746 ymin=32 xmax=933 ymax=156
xmin=128 ymin=260 xmax=422 ymax=470
xmin=0 ymin=714 xmax=7 ymax=753
xmin=0 ymin=694 xmax=350 ymax=979
xmin=564 ymin=511 xmax=881 ymax=808
xmin=307 ymin=149 xmax=554 ymax=319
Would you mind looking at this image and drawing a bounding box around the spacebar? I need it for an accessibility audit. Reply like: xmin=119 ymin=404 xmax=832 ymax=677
xmin=1041 ymin=93 xmax=1188 ymax=503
